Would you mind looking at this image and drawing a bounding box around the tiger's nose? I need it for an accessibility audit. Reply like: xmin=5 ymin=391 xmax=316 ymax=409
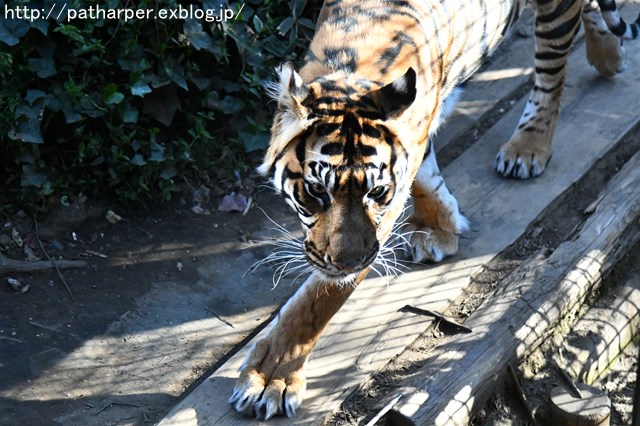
xmin=327 ymin=248 xmax=377 ymax=272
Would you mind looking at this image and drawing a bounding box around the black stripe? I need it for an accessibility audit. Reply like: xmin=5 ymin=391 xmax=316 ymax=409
xmin=357 ymin=110 xmax=386 ymax=120
xmin=535 ymin=50 xmax=567 ymax=60
xmin=295 ymin=138 xmax=307 ymax=165
xmin=321 ymin=143 xmax=343 ymax=156
xmin=547 ymin=38 xmax=574 ymax=51
xmin=597 ymin=0 xmax=616 ymax=12
xmin=535 ymin=64 xmax=566 ymax=75
xmin=282 ymin=166 xmax=302 ymax=190
xmin=535 ymin=11 xmax=581 ymax=39
xmin=533 ymin=81 xmax=563 ymax=92
xmin=359 ymin=144 xmax=377 ymax=157
xmin=362 ymin=124 xmax=381 ymax=138
xmin=323 ymin=47 xmax=358 ymax=73
xmin=610 ymin=21 xmax=627 ymax=36
xmin=316 ymin=123 xmax=341 ymax=136
xmin=537 ymin=0 xmax=575 ymax=23
xmin=311 ymin=108 xmax=345 ymax=117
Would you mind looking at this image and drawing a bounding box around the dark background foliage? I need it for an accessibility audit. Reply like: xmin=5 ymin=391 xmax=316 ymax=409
xmin=0 ymin=0 xmax=321 ymax=210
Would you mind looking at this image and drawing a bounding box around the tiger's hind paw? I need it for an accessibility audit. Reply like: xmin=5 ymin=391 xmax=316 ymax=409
xmin=585 ymin=26 xmax=626 ymax=78
xmin=495 ymin=137 xmax=551 ymax=179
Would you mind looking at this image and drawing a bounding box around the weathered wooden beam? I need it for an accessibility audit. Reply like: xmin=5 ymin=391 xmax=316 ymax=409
xmin=387 ymin=149 xmax=640 ymax=426
xmin=555 ymin=271 xmax=640 ymax=385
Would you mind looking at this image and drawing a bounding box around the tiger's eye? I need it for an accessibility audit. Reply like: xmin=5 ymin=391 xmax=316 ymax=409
xmin=368 ymin=186 xmax=386 ymax=199
xmin=307 ymin=182 xmax=326 ymax=197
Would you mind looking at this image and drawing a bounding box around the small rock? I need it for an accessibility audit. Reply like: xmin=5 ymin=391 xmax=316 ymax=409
xmin=51 ymin=240 xmax=65 ymax=251
xmin=7 ymin=278 xmax=22 ymax=292
xmin=23 ymin=245 xmax=40 ymax=261
xmin=192 ymin=185 xmax=211 ymax=204
xmin=106 ymin=210 xmax=123 ymax=224
xmin=191 ymin=204 xmax=211 ymax=215
xmin=11 ymin=228 xmax=23 ymax=247
xmin=176 ymin=262 xmax=183 ymax=272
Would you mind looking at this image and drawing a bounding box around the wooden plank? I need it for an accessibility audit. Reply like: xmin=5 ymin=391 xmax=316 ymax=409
xmin=555 ymin=271 xmax=640 ymax=385
xmin=159 ymin=3 xmax=640 ymax=424
xmin=388 ymin=147 xmax=640 ymax=426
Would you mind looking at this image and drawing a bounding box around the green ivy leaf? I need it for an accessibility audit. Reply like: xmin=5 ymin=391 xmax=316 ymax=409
xmin=183 ymin=18 xmax=215 ymax=51
xmin=207 ymin=93 xmax=243 ymax=114
xmin=130 ymin=154 xmax=147 ymax=166
xmin=0 ymin=17 xmax=30 ymax=46
xmin=276 ymin=17 xmax=294 ymax=36
xmin=105 ymin=91 xmax=124 ymax=105
xmin=20 ymin=165 xmax=48 ymax=188
xmin=131 ymin=81 xmax=152 ymax=97
xmin=252 ymin=15 xmax=264 ymax=33
xmin=28 ymin=57 xmax=57 ymax=78
xmin=160 ymin=166 xmax=177 ymax=180
xmin=122 ymin=102 xmax=139 ymax=123
xmin=8 ymin=103 xmax=44 ymax=144
xmin=149 ymin=142 xmax=166 ymax=162
xmin=239 ymin=131 xmax=269 ymax=152
xmin=25 ymin=90 xmax=47 ymax=105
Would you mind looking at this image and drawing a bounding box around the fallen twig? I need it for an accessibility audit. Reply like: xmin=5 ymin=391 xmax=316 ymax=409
xmin=0 ymin=336 xmax=24 ymax=344
xmin=400 ymin=305 xmax=473 ymax=334
xmin=27 ymin=321 xmax=61 ymax=333
xmin=204 ymin=306 xmax=235 ymax=329
xmin=95 ymin=401 xmax=142 ymax=415
xmin=0 ymin=253 xmax=86 ymax=275
xmin=34 ymin=219 xmax=74 ymax=300
xmin=85 ymin=249 xmax=108 ymax=258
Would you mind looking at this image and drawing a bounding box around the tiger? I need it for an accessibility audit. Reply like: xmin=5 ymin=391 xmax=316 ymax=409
xmin=229 ymin=0 xmax=639 ymax=419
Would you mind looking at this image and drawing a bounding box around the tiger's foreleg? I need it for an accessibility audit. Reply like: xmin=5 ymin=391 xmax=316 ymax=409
xmin=229 ymin=271 xmax=365 ymax=419
xmin=495 ymin=0 xmax=582 ymax=179
xmin=406 ymin=143 xmax=469 ymax=262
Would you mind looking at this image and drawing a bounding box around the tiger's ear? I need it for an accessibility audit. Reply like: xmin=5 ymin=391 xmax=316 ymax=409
xmin=270 ymin=62 xmax=311 ymax=118
xmin=258 ymin=63 xmax=315 ymax=177
xmin=375 ymin=68 xmax=417 ymax=119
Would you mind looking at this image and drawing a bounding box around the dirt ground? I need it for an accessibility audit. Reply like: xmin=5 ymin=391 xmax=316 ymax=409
xmin=0 ymin=185 xmax=304 ymax=425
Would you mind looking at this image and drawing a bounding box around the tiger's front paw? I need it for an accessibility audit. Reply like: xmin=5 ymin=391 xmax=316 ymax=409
xmin=229 ymin=368 xmax=306 ymax=419
xmin=495 ymin=136 xmax=551 ymax=179
xmin=405 ymin=224 xmax=461 ymax=263
xmin=229 ymin=337 xmax=307 ymax=420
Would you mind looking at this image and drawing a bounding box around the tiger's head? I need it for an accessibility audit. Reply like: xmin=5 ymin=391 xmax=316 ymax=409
xmin=259 ymin=63 xmax=421 ymax=283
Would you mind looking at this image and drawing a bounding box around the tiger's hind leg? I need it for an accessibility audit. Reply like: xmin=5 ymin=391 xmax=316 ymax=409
xmin=583 ymin=0 xmax=626 ymax=77
xmin=405 ymin=143 xmax=469 ymax=263
xmin=495 ymin=0 xmax=582 ymax=179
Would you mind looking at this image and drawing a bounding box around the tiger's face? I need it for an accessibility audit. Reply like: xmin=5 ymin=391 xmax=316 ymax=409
xmin=259 ymin=63 xmax=420 ymax=283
